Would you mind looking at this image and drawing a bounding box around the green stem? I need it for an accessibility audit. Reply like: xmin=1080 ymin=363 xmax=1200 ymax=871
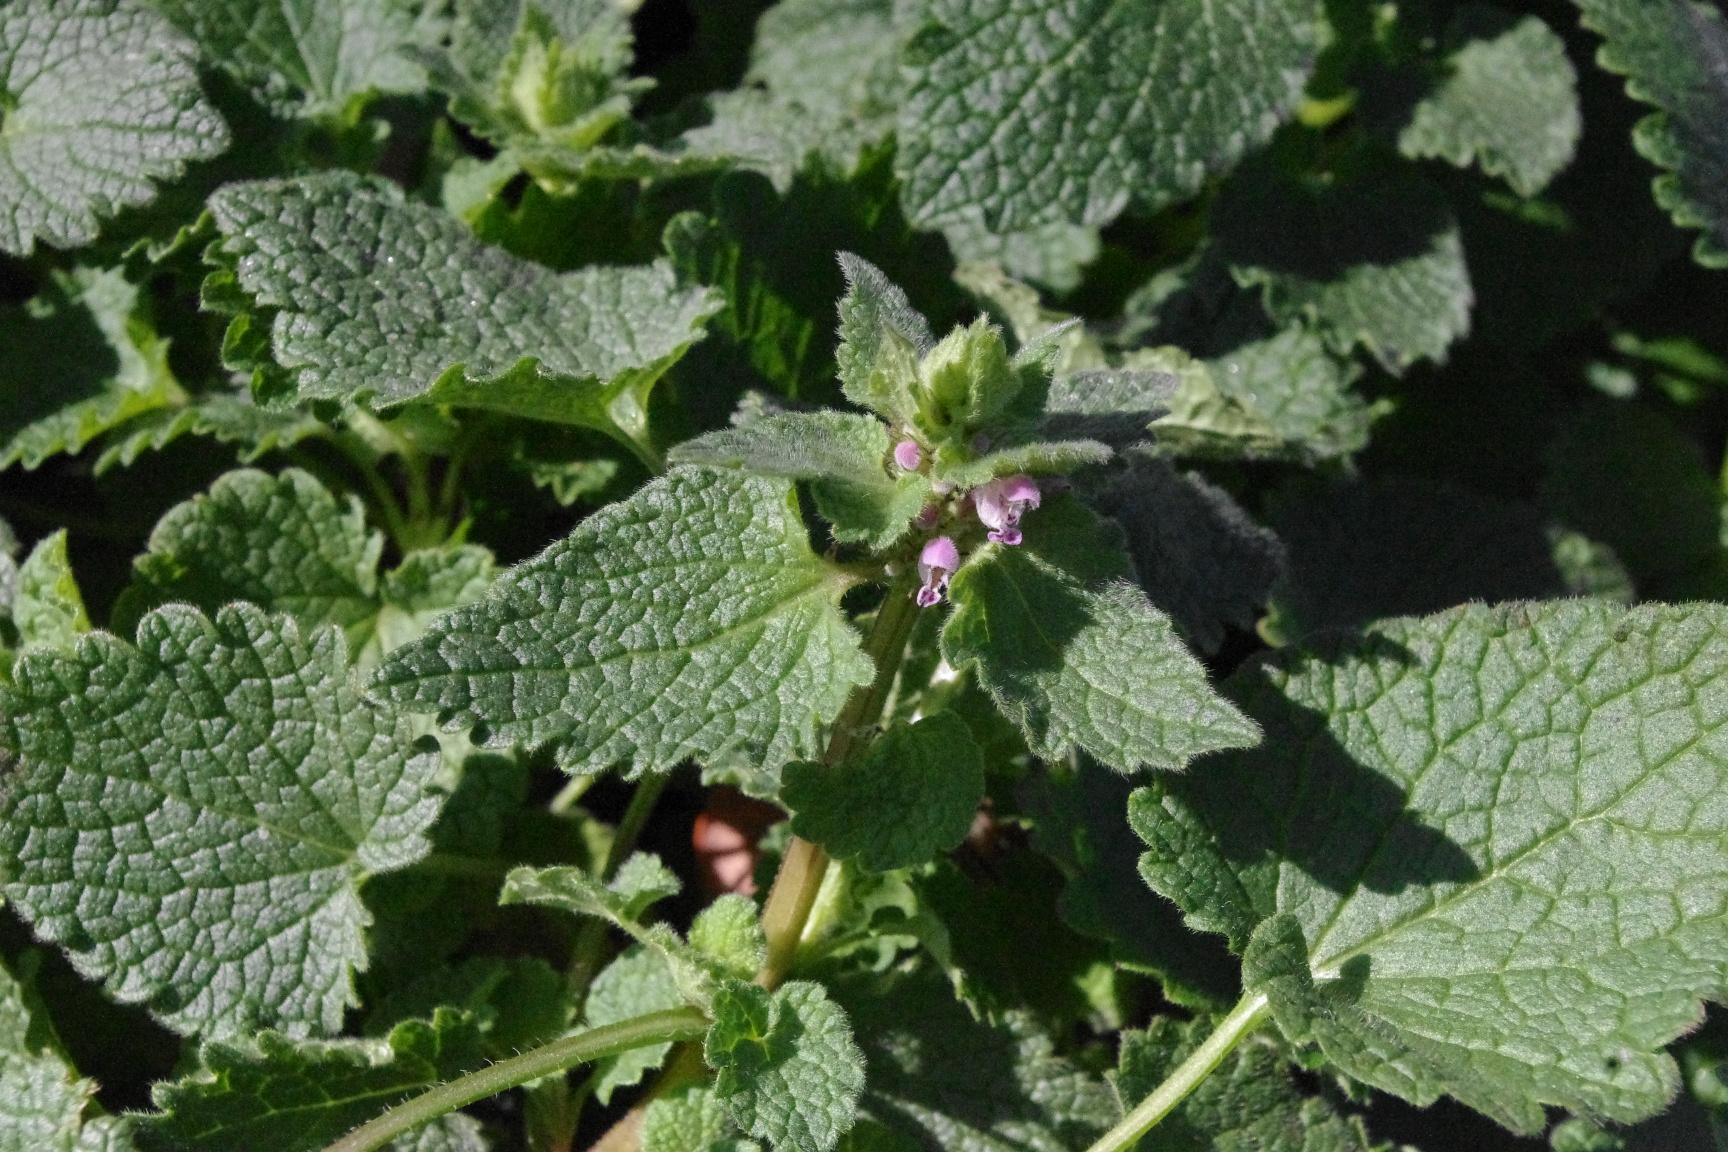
xmin=1083 ymin=992 xmax=1271 ymax=1152
xmin=549 ymin=773 xmax=598 ymax=815
xmin=755 ymin=574 xmax=923 ymax=989
xmin=321 ymin=1008 xmax=709 ymax=1152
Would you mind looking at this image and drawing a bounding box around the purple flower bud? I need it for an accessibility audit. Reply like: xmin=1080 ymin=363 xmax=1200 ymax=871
xmin=893 ymin=439 xmax=922 ymax=471
xmin=916 ymin=535 xmax=961 ymax=607
xmin=914 ymin=503 xmax=941 ymax=530
xmin=973 ymin=474 xmax=1041 ymax=546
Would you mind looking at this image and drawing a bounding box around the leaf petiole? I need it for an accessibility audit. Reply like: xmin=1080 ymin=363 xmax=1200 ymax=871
xmin=319 ymin=1007 xmax=709 ymax=1152
xmin=1083 ymin=991 xmax=1271 ymax=1152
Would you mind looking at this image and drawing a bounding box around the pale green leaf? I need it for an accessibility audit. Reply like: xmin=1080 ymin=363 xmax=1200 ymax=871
xmin=0 ymin=955 xmax=135 ymax=1152
xmin=1215 ymin=158 xmax=1473 ymax=372
xmin=121 ymin=467 xmax=381 ymax=645
xmin=372 ymin=469 xmax=872 ymax=777
xmin=688 ymin=895 xmax=768 ymax=981
xmin=0 ymin=268 xmax=181 ymax=471
xmin=782 ymin=712 xmax=984 ymax=873
xmin=206 ymin=173 xmax=719 ymax=441
xmin=0 ymin=604 xmax=444 ymax=1038
xmin=153 ymin=0 xmax=437 ymax=118
xmin=1133 ymin=601 xmax=1728 ymax=1131
xmin=896 ymin=0 xmax=1320 ymax=231
xmin=581 ymin=945 xmax=684 ymax=1104
xmin=706 ymin=980 xmax=865 ymax=1152
xmin=502 ymin=853 xmax=681 ymax=933
xmin=92 ymin=392 xmax=325 ymax=475
xmin=118 ymin=468 xmax=494 ymax=666
xmin=835 ymin=253 xmax=934 ymax=426
xmin=941 ymin=503 xmax=1259 ymax=772
xmin=1397 ymin=7 xmax=1581 ymax=197
xmin=136 ymin=1010 xmax=486 ymax=1151
xmin=670 ymin=411 xmax=931 ymax=549
xmin=1114 ymin=1017 xmax=1377 ymax=1151
xmin=11 ymin=531 xmax=88 ymax=654
xmin=0 ymin=0 xmax=227 ymax=254
xmin=1574 ymin=0 xmax=1728 ymax=267
xmin=644 ymin=1082 xmax=760 ymax=1152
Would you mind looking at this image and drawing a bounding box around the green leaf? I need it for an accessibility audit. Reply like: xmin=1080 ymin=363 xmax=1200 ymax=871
xmin=706 ymin=980 xmax=865 ymax=1152
xmin=0 ymin=0 xmax=227 ymax=254
xmin=366 ymin=955 xmax=570 ymax=1062
xmin=782 ymin=712 xmax=985 ymax=873
xmin=501 ymin=853 xmax=682 ymax=934
xmin=1202 ymin=327 xmax=1377 ymax=461
xmin=118 ymin=468 xmax=495 ymax=665
xmin=0 ymin=268 xmax=181 ymax=471
xmin=206 ymin=172 xmax=719 ymax=445
xmin=136 ymin=1009 xmax=486 ymax=1151
xmin=836 ymin=967 xmax=1117 ymax=1152
xmin=1132 ymin=600 xmax=1728 ymax=1131
xmin=835 ymin=253 xmax=935 ymax=426
xmin=1114 ymin=1016 xmax=1377 ymax=1151
xmin=1090 ymin=455 xmax=1284 ymax=656
xmin=941 ymin=503 xmax=1259 ymax=772
xmin=1215 ymin=156 xmax=1473 ymax=372
xmin=670 ymin=411 xmax=931 ymax=549
xmin=414 ymin=0 xmax=641 ymax=160
xmin=1396 ymin=7 xmax=1581 ymax=197
xmin=122 ymin=467 xmax=380 ymax=641
xmin=154 ymin=0 xmax=437 ymax=118
xmin=1574 ymin=0 xmax=1728 ymax=267
xmin=644 ymin=1082 xmax=761 ymax=1152
xmin=91 ymin=392 xmax=325 ymax=475
xmin=0 ymin=954 xmax=135 ymax=1152
xmin=688 ymin=895 xmax=769 ymax=980
xmin=1021 ymin=760 xmax=1238 ymax=1009
xmin=896 ymin=0 xmax=1320 ymax=231
xmin=372 ymin=468 xmax=872 ymax=777
xmin=584 ymin=946 xmax=685 ymax=1104
xmin=11 ymin=531 xmax=89 ymax=655
xmin=0 ymin=604 xmax=444 ymax=1038
xmin=1266 ymin=476 xmax=1631 ymax=645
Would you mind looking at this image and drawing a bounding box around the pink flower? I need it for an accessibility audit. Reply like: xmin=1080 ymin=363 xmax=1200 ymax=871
xmin=916 ymin=536 xmax=961 ymax=607
xmin=893 ymin=439 xmax=922 ymax=471
xmin=973 ymin=474 xmax=1041 ymax=546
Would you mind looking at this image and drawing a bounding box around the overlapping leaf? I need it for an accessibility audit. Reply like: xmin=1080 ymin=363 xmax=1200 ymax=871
xmin=942 ymin=501 xmax=1259 ymax=773
xmin=0 ymin=0 xmax=227 ymax=254
xmin=1575 ymin=0 xmax=1728 ymax=266
xmin=373 ymin=469 xmax=872 ymax=777
xmin=154 ymin=0 xmax=437 ymax=118
xmin=118 ymin=468 xmax=494 ymax=665
xmin=136 ymin=1010 xmax=486 ymax=1151
xmin=1397 ymin=7 xmax=1580 ymax=196
xmin=1134 ymin=601 xmax=1728 ymax=1131
xmin=897 ymin=0 xmax=1320 ymax=231
xmin=206 ymin=173 xmax=720 ymax=445
xmin=0 ymin=604 xmax=445 ymax=1038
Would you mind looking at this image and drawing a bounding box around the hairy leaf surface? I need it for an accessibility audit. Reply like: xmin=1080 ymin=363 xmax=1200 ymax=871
xmin=374 ymin=469 xmax=871 ymax=776
xmin=0 ymin=604 xmax=444 ymax=1038
xmin=1134 ymin=601 xmax=1728 ymax=1131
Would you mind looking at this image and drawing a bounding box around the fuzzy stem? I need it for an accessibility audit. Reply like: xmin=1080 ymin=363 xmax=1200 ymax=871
xmin=320 ymin=1008 xmax=709 ymax=1152
xmin=755 ymin=573 xmax=923 ymax=989
xmin=1083 ymin=992 xmax=1271 ymax=1152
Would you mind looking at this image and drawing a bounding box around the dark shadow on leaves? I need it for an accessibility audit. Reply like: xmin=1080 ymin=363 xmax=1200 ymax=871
xmin=1171 ymin=634 xmax=1481 ymax=900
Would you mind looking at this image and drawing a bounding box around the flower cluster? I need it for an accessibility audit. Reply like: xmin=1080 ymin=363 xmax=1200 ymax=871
xmin=913 ymin=473 xmax=1041 ymax=608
